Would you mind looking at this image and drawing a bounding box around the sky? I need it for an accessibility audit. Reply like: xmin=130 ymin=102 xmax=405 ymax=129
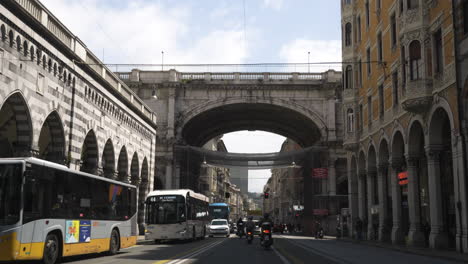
xmin=40 ymin=0 xmax=342 ymax=192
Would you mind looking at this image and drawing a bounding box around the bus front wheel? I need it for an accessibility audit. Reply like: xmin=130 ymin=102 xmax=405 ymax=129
xmin=109 ymin=229 xmax=120 ymax=255
xmin=43 ymin=233 xmax=60 ymax=264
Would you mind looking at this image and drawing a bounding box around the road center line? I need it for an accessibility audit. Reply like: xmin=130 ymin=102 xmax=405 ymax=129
xmin=168 ymin=240 xmax=225 ymax=264
xmin=272 ymin=245 xmax=293 ymax=264
xmin=152 ymin=240 xmax=224 ymax=264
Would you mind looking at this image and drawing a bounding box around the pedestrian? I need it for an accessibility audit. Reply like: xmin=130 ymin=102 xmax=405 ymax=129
xmin=355 ymin=218 xmax=363 ymax=241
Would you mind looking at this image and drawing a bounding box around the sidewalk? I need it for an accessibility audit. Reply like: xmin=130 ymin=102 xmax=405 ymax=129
xmin=336 ymin=237 xmax=468 ymax=263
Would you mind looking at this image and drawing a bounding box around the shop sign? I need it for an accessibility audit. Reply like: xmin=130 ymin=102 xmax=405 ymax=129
xmin=398 ymin=171 xmax=408 ymax=185
xmin=313 ymin=209 xmax=329 ymax=215
xmin=312 ymin=168 xmax=328 ymax=178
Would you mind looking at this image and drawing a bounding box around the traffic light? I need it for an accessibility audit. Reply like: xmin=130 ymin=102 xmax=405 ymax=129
xmin=264 ymin=192 xmax=269 ymax=199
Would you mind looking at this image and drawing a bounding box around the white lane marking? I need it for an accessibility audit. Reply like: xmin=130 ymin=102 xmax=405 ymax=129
xmin=272 ymin=246 xmax=292 ymax=264
xmin=282 ymin=236 xmax=350 ymax=264
xmin=166 ymin=239 xmax=226 ymax=264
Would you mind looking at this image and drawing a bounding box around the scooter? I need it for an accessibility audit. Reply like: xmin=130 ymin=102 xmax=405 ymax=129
xmin=236 ymin=223 xmax=245 ymax=238
xmin=260 ymin=222 xmax=273 ymax=249
xmin=246 ymin=230 xmax=254 ymax=244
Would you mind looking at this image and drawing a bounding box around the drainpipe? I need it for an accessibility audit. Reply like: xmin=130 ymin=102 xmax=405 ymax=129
xmin=451 ymin=0 xmax=466 ymax=252
xmin=67 ymin=62 xmax=77 ymax=169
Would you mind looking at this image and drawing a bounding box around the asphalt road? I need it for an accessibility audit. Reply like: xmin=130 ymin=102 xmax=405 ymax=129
xmin=40 ymin=234 xmax=463 ymax=264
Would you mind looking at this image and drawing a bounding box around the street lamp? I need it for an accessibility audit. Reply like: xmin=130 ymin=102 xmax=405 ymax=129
xmin=308 ymin=51 xmax=310 ymax=73
xmin=161 ymin=51 xmax=164 ymax=71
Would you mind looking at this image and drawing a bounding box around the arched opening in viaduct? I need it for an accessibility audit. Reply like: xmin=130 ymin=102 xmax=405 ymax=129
xmin=102 ymin=139 xmax=115 ymax=178
xmin=38 ymin=111 xmax=66 ymax=164
xmin=0 ymin=92 xmax=33 ymax=157
xmin=80 ymin=130 xmax=99 ymax=174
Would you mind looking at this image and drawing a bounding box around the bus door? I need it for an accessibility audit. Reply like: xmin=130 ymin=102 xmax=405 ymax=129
xmin=19 ymin=164 xmax=42 ymax=259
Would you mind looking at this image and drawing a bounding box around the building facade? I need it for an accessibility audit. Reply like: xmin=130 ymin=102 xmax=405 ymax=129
xmin=341 ymin=0 xmax=467 ymax=252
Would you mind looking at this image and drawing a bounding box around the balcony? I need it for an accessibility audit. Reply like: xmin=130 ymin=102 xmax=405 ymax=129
xmin=401 ymin=79 xmax=433 ymax=113
xmin=343 ymin=131 xmax=359 ymax=151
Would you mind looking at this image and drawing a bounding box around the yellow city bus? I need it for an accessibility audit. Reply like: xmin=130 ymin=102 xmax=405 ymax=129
xmin=0 ymin=158 xmax=137 ymax=264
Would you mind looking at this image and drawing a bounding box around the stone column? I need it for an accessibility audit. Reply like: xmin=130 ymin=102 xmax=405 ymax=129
xmin=367 ymin=168 xmax=377 ymax=240
xmin=377 ymin=163 xmax=390 ymax=242
xmin=165 ymin=161 xmax=173 ymax=189
xmin=328 ymin=158 xmax=337 ymax=195
xmin=390 ymin=159 xmax=405 ymax=244
xmin=426 ymin=148 xmax=449 ymax=249
xmin=358 ymin=172 xmax=367 ymax=223
xmin=406 ymin=156 xmax=425 ymax=247
xmin=348 ymin=169 xmax=359 ymax=238
xmin=455 ymin=135 xmax=468 ymax=253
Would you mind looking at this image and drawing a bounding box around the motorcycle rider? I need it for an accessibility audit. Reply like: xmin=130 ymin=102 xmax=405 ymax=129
xmin=245 ymin=216 xmax=255 ymax=232
xmin=237 ymin=217 xmax=245 ymax=237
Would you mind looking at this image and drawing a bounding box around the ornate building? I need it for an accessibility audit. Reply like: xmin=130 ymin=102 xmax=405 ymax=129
xmin=341 ymin=0 xmax=467 ymax=253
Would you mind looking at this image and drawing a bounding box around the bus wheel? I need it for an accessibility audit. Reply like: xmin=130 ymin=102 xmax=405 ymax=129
xmin=43 ymin=233 xmax=59 ymax=264
xmin=109 ymin=229 xmax=120 ymax=255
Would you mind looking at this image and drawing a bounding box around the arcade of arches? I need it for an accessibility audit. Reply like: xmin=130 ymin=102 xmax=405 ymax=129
xmin=347 ymin=106 xmax=463 ymax=250
xmin=0 ymin=92 xmax=152 ymax=234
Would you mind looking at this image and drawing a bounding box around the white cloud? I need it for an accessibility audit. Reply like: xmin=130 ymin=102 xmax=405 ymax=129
xmin=262 ymin=0 xmax=284 ymax=10
xmin=279 ymin=39 xmax=342 ymax=72
xmin=40 ymin=0 xmax=251 ymax=69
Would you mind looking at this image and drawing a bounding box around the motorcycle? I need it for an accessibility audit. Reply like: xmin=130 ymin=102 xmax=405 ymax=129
xmin=260 ymin=222 xmax=273 ymax=249
xmin=236 ymin=223 xmax=245 ymax=238
xmin=246 ymin=230 xmax=254 ymax=244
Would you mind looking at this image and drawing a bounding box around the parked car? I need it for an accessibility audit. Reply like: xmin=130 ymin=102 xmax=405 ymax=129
xmin=209 ymin=219 xmax=230 ymax=237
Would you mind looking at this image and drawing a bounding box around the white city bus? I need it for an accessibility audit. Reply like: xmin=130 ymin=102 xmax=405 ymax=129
xmin=0 ymin=158 xmax=138 ymax=264
xmin=145 ymin=189 xmax=209 ymax=242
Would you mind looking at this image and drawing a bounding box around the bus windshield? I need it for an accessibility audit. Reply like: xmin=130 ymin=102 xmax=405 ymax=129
xmin=146 ymin=195 xmax=186 ymax=224
xmin=209 ymin=206 xmax=229 ymax=220
xmin=0 ymin=163 xmax=22 ymax=225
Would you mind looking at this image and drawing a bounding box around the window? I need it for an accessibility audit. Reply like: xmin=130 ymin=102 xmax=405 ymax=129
xmin=367 ymin=96 xmax=372 ymax=126
xmin=345 ymin=65 xmax=353 ymax=89
xmin=391 ymin=14 xmax=397 ymax=47
xmin=409 ymin=40 xmax=422 ymax=80
xmin=0 ymin=50 xmax=3 ymax=74
xmin=37 ymin=73 xmax=45 ymax=94
xmin=377 ymin=32 xmax=383 ymax=63
xmin=400 ymin=0 xmax=404 ymax=15
xmin=401 ymin=45 xmax=407 ymax=89
xmin=357 ymin=16 xmax=362 ymax=42
xmin=345 ymin=23 xmax=352 ymax=46
xmin=367 ymin=48 xmax=371 ymax=76
xmin=407 ymin=0 xmax=419 ymax=9
xmin=392 ymin=71 xmax=399 ymax=106
xmin=358 ymin=59 xmax=362 ymax=87
xmin=347 ymin=109 xmax=355 ymax=132
xmin=0 ymin=164 xmax=22 ymax=225
xmin=365 ymin=1 xmax=370 ymax=28
xmin=464 ymin=0 xmax=468 ymax=34
xmin=378 ymin=85 xmax=384 ymax=118
xmin=359 ymin=104 xmax=364 ymax=130
xmin=376 ymin=0 xmax=381 ymax=20
xmin=433 ymin=29 xmax=443 ymax=75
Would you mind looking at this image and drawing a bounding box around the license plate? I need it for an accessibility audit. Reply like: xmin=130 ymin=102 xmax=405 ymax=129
xmin=265 ymin=236 xmax=269 ymax=241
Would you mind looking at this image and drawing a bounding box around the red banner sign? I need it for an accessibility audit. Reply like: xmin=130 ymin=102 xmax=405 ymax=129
xmin=398 ymin=171 xmax=408 ymax=186
xmin=312 ymin=168 xmax=328 ymax=178
xmin=313 ymin=209 xmax=329 ymax=216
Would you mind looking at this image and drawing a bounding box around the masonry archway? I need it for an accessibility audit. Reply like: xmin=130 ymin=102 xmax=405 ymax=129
xmin=180 ymin=102 xmax=325 ymax=148
xmin=130 ymin=153 xmax=140 ymax=185
xmin=102 ymin=139 xmax=115 ymax=178
xmin=428 ymin=108 xmax=456 ymax=249
xmin=117 ymin=146 xmax=129 ymax=182
xmin=378 ymin=139 xmax=392 ymax=241
xmin=80 ymin=130 xmax=98 ymax=174
xmin=358 ymin=150 xmax=367 ymax=229
xmin=0 ymin=92 xmax=33 ymax=157
xmin=138 ymin=157 xmax=149 ymax=235
xmin=38 ymin=111 xmax=65 ymax=164
xmin=408 ymin=120 xmax=429 ymax=246
xmin=367 ymin=145 xmax=378 ymax=240
xmin=391 ymin=131 xmax=409 ymax=241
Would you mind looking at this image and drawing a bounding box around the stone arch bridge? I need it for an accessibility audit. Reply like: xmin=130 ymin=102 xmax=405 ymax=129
xmin=119 ymin=69 xmax=347 ymax=192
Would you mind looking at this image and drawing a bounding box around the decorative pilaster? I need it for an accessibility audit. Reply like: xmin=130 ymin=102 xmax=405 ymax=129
xmin=406 ymin=156 xmax=425 ymax=247
xmin=357 ymin=171 xmax=367 ymax=223
xmin=426 ymin=148 xmax=449 ymax=249
xmin=348 ymin=169 xmax=359 ymax=238
xmin=377 ymin=163 xmax=391 ymax=242
xmin=390 ymin=159 xmax=405 ymax=244
xmin=367 ymin=168 xmax=377 ymax=240
xmin=328 ymin=158 xmax=337 ymax=195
